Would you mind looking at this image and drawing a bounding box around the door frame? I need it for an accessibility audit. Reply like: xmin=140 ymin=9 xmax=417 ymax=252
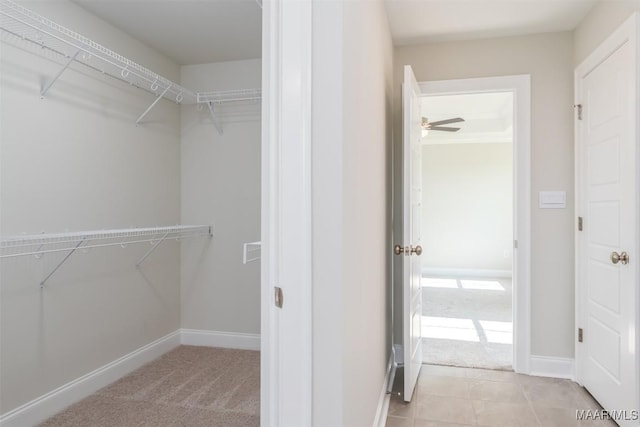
xmin=418 ymin=75 xmax=532 ymax=374
xmin=261 ymin=0 xmax=313 ymax=425
xmin=574 ymin=12 xmax=640 ymax=389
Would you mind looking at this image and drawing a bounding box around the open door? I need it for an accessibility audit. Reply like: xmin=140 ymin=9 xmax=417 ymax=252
xmin=397 ymin=65 xmax=423 ymax=402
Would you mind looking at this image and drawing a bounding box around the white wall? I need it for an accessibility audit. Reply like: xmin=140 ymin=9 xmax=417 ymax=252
xmin=394 ymin=32 xmax=575 ymax=359
xmin=574 ymin=0 xmax=640 ymax=66
xmin=0 ymin=1 xmax=181 ymax=414
xmin=422 ymin=142 xmax=513 ymax=272
xmin=180 ymin=59 xmax=261 ymax=335
xmin=312 ymin=0 xmax=394 ymax=425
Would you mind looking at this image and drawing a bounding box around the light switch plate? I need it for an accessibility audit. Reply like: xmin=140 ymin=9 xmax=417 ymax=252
xmin=539 ymin=191 xmax=566 ymax=209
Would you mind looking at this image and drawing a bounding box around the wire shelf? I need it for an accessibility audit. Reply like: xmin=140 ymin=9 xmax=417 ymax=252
xmin=0 ymin=225 xmax=212 ymax=259
xmin=0 ymin=0 xmax=197 ymax=104
xmin=0 ymin=0 xmax=262 ymax=128
xmin=197 ymin=89 xmax=262 ymax=105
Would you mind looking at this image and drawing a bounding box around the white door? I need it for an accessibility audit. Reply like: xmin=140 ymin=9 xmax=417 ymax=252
xmin=576 ymin=14 xmax=638 ymax=423
xmin=399 ymin=65 xmax=423 ymax=402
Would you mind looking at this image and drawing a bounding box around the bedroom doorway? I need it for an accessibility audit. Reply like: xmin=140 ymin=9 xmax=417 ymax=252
xmin=417 ymin=75 xmax=531 ymax=372
xmin=421 ymin=91 xmax=514 ymax=370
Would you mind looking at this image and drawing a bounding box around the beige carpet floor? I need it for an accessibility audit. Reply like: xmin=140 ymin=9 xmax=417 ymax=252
xmin=40 ymin=346 xmax=260 ymax=427
xmin=422 ymin=276 xmax=513 ymax=370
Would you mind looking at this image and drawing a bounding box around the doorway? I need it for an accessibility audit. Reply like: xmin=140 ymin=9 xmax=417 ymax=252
xmin=417 ymin=75 xmax=531 ymax=374
xmin=420 ymin=91 xmax=514 ymax=370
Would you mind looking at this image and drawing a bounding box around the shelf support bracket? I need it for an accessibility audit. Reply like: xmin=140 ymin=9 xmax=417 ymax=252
xmin=136 ymin=85 xmax=171 ymax=125
xmin=135 ymin=231 xmax=170 ymax=267
xmin=207 ymin=102 xmax=223 ymax=135
xmin=41 ymin=49 xmax=80 ymax=98
xmin=40 ymin=239 xmax=85 ymax=288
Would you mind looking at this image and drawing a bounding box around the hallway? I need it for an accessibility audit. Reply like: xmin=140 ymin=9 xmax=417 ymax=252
xmin=386 ymin=364 xmax=613 ymax=426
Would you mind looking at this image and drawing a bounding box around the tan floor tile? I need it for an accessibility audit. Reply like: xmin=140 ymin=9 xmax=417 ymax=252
xmin=579 ymin=419 xmax=621 ymax=427
xmin=417 ymin=375 xmax=470 ymax=399
xmin=533 ymin=405 xmax=579 ymax=427
xmin=464 ymin=368 xmax=519 ymax=382
xmin=467 ymin=379 xmax=527 ymax=403
xmin=472 ymin=400 xmax=540 ymax=427
xmin=414 ymin=420 xmax=474 ymax=427
xmin=572 ymin=387 xmax=604 ymax=410
xmin=421 ymin=365 xmax=469 ymax=378
xmin=415 ymin=395 xmax=476 ymax=425
xmin=388 ymin=396 xmax=416 ymax=418
xmin=515 ymin=373 xmax=566 ymax=387
xmin=524 ymin=382 xmax=589 ymax=409
xmin=386 ymin=415 xmax=414 ymax=427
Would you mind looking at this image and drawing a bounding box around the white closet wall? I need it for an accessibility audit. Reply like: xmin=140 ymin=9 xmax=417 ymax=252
xmin=180 ymin=59 xmax=261 ymax=337
xmin=0 ymin=1 xmax=181 ymax=414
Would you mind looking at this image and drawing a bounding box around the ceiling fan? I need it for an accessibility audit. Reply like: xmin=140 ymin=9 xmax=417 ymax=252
xmin=421 ymin=117 xmax=465 ymax=132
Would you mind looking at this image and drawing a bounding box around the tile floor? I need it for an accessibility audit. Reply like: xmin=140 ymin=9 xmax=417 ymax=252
xmin=386 ymin=364 xmax=617 ymax=427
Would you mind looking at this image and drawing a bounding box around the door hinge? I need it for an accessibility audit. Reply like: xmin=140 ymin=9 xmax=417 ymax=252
xmin=513 ymin=240 xmax=518 ymax=249
xmin=575 ymin=104 xmax=583 ymax=120
xmin=274 ymin=286 xmax=284 ymax=308
xmin=578 ymin=328 xmax=583 ymax=343
xmin=578 ymin=216 xmax=583 ymax=231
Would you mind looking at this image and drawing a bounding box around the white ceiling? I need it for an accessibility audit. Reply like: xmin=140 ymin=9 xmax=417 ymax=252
xmin=72 ymin=0 xmax=262 ymax=65
xmin=422 ymin=92 xmax=513 ymax=144
xmin=70 ymin=0 xmax=597 ymax=66
xmin=385 ymin=0 xmax=598 ymax=45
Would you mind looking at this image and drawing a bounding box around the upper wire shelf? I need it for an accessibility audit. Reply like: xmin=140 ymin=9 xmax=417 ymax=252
xmin=0 ymin=0 xmax=196 ymax=104
xmin=0 ymin=0 xmax=262 ymax=127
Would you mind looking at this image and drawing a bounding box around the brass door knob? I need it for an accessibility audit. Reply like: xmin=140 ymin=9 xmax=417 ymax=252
xmin=611 ymin=251 xmax=629 ymax=265
xmin=411 ymin=245 xmax=423 ymax=256
xmin=394 ymin=245 xmax=404 ymax=255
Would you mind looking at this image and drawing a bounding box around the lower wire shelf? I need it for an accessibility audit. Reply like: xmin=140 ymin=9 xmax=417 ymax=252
xmin=0 ymin=225 xmax=213 ymax=286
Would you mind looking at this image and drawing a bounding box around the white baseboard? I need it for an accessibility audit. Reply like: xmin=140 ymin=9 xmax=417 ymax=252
xmin=373 ymin=354 xmax=394 ymax=427
xmin=181 ymin=328 xmax=260 ymax=351
xmin=422 ymin=267 xmax=512 ymax=278
xmin=0 ymin=330 xmax=181 ymax=427
xmin=529 ymin=355 xmax=575 ymax=380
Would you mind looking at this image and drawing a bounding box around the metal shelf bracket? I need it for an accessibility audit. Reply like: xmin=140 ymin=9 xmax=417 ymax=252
xmin=135 ymin=231 xmax=169 ymax=267
xmin=136 ymin=85 xmax=170 ymax=125
xmin=207 ymin=102 xmax=223 ymax=135
xmin=40 ymin=49 xmax=80 ymax=98
xmin=40 ymin=238 xmax=85 ymax=288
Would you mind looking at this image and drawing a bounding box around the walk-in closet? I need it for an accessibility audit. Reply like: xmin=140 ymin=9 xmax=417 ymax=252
xmin=0 ymin=1 xmax=262 ymax=425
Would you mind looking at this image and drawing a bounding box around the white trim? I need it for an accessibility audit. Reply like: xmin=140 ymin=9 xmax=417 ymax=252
xmin=0 ymin=330 xmax=181 ymax=427
xmin=261 ymin=0 xmax=314 ymax=425
xmin=421 ymin=267 xmax=512 ymax=279
xmin=181 ymin=329 xmax=260 ymax=351
xmin=418 ymin=75 xmax=531 ymax=374
xmin=373 ymin=355 xmax=394 ymax=427
xmin=574 ymin=11 xmax=640 ymax=394
xmin=529 ymin=355 xmax=575 ymax=380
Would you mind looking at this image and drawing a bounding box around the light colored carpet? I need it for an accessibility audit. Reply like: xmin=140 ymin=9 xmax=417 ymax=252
xmin=422 ymin=276 xmax=513 ymax=370
xmin=40 ymin=346 xmax=260 ymax=427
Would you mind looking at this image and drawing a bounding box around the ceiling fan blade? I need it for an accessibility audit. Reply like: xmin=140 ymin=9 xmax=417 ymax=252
xmin=429 ymin=117 xmax=465 ymax=126
xmin=430 ymin=126 xmax=461 ymax=132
